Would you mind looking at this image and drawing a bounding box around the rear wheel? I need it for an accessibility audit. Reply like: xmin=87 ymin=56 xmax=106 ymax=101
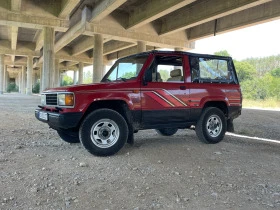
xmin=57 ymin=130 xmax=80 ymax=143
xmin=79 ymin=109 xmax=128 ymax=156
xmin=195 ymin=107 xmax=226 ymax=144
xmin=156 ymin=128 xmax=178 ymax=136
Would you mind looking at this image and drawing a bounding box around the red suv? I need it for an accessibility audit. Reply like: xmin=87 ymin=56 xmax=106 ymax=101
xmin=35 ymin=51 xmax=242 ymax=156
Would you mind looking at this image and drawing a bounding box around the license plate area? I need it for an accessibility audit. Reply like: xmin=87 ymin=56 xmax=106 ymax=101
xmin=39 ymin=112 xmax=48 ymax=121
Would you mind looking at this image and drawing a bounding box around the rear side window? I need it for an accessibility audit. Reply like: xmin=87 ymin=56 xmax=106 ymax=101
xmin=190 ymin=56 xmax=235 ymax=83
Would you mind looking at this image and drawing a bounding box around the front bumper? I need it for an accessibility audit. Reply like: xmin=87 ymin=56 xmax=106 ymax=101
xmin=35 ymin=109 xmax=83 ymax=130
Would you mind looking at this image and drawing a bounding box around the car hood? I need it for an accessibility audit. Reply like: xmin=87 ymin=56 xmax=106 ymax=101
xmin=43 ymin=81 xmax=136 ymax=93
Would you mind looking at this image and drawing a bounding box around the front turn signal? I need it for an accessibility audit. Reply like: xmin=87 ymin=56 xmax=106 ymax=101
xmin=65 ymin=94 xmax=74 ymax=106
xmin=58 ymin=93 xmax=74 ymax=107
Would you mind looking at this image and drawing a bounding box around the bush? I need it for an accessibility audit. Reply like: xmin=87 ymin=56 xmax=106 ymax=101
xmin=32 ymin=82 xmax=40 ymax=93
xmin=240 ymin=74 xmax=280 ymax=100
xmin=7 ymin=83 xmax=19 ymax=93
xmin=61 ymin=75 xmax=73 ymax=86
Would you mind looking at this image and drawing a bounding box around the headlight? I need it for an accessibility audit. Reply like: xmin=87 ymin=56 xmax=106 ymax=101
xmin=41 ymin=94 xmax=46 ymax=106
xmin=58 ymin=93 xmax=74 ymax=106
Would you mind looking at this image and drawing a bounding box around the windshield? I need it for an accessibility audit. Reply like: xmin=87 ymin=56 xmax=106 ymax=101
xmin=101 ymin=55 xmax=148 ymax=82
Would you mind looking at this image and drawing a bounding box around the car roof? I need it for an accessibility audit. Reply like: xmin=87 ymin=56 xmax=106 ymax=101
xmin=119 ymin=50 xmax=232 ymax=61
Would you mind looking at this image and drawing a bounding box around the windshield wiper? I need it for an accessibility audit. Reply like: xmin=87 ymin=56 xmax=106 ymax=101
xmin=116 ymin=77 xmax=127 ymax=82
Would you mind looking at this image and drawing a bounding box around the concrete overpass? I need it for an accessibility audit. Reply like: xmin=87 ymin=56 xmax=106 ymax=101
xmin=0 ymin=0 xmax=279 ymax=94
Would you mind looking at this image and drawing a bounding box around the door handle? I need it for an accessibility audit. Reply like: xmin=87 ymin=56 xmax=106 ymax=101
xmin=180 ymin=86 xmax=186 ymax=90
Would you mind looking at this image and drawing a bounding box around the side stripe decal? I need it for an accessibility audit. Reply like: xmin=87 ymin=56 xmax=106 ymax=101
xmin=152 ymin=91 xmax=175 ymax=107
xmin=144 ymin=89 xmax=187 ymax=108
xmin=160 ymin=89 xmax=187 ymax=107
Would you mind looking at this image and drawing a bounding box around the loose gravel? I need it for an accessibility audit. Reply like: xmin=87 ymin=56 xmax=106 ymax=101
xmin=0 ymin=93 xmax=280 ymax=210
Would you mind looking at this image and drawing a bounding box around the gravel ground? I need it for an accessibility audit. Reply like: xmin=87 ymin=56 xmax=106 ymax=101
xmin=0 ymin=93 xmax=280 ymax=210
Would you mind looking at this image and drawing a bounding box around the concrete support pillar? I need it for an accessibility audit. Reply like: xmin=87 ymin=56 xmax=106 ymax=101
xmin=136 ymin=42 xmax=146 ymax=74
xmin=42 ymin=27 xmax=55 ymax=91
xmin=3 ymin=65 xmax=5 ymax=92
xmin=26 ymin=56 xmax=33 ymax=95
xmin=60 ymin=72 xmax=64 ymax=86
xmin=73 ymin=70 xmax=77 ymax=85
xmin=18 ymin=71 xmax=21 ymax=93
xmin=0 ymin=54 xmax=4 ymax=94
xmin=39 ymin=66 xmax=43 ymax=92
xmin=137 ymin=41 xmax=146 ymax=53
xmin=3 ymin=65 xmax=6 ymax=93
xmin=93 ymin=34 xmax=103 ymax=83
xmin=78 ymin=62 xmax=84 ymax=84
xmin=32 ymin=72 xmax=36 ymax=87
xmin=54 ymin=59 xmax=60 ymax=87
xmin=5 ymin=66 xmax=9 ymax=91
xmin=21 ymin=66 xmax=26 ymax=94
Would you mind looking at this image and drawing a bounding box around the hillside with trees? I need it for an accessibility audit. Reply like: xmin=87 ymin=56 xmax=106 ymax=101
xmin=215 ymin=51 xmax=280 ymax=102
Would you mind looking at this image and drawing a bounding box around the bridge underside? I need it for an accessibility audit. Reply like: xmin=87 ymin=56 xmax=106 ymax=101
xmin=0 ymin=0 xmax=279 ymax=93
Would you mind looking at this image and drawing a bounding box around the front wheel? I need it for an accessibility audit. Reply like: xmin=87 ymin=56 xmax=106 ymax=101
xmin=79 ymin=109 xmax=128 ymax=156
xmin=156 ymin=128 xmax=178 ymax=136
xmin=195 ymin=107 xmax=227 ymax=144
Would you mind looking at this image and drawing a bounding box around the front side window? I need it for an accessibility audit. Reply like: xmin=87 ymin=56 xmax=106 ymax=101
xmin=102 ymin=55 xmax=148 ymax=82
xmin=190 ymin=56 xmax=233 ymax=83
xmin=145 ymin=55 xmax=184 ymax=83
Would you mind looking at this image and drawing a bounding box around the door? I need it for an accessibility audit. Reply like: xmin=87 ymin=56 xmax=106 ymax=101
xmin=140 ymin=54 xmax=190 ymax=128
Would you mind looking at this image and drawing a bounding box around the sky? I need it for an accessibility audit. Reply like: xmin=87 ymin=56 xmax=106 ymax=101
xmin=190 ymin=19 xmax=280 ymax=60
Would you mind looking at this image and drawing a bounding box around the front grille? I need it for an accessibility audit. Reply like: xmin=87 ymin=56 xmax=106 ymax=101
xmin=46 ymin=94 xmax=57 ymax=105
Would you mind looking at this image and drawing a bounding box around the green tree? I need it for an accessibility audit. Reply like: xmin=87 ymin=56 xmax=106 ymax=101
xmin=234 ymin=61 xmax=257 ymax=82
xmin=243 ymin=55 xmax=280 ymax=76
xmin=61 ymin=75 xmax=73 ymax=86
xmin=214 ymin=50 xmax=231 ymax=57
xmin=83 ymin=70 xmax=93 ymax=84
xmin=159 ymin=70 xmax=169 ymax=81
xmin=7 ymin=83 xmax=19 ymax=92
xmin=122 ymin=71 xmax=135 ymax=79
xmin=32 ymin=82 xmax=40 ymax=93
xmin=270 ymin=67 xmax=280 ymax=77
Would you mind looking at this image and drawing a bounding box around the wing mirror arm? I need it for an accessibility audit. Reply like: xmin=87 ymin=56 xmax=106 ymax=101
xmin=142 ymin=76 xmax=148 ymax=86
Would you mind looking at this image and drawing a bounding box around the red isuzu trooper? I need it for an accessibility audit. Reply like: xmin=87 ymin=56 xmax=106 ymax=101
xmin=35 ymin=51 xmax=242 ymax=156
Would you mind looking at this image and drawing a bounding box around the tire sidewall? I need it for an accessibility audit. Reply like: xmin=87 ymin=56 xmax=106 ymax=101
xmin=79 ymin=109 xmax=128 ymax=156
xmin=201 ymin=108 xmax=226 ymax=143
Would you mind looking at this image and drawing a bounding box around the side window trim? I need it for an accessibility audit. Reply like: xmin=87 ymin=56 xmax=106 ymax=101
xmin=190 ymin=56 xmax=235 ymax=84
xmin=150 ymin=54 xmax=184 ymax=83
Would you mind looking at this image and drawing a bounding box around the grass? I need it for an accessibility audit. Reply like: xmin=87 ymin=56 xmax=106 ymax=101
xmin=242 ymin=98 xmax=280 ymax=109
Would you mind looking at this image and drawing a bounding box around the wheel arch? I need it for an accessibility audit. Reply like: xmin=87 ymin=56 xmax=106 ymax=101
xmin=78 ymin=100 xmax=133 ymax=129
xmin=202 ymin=101 xmax=228 ymax=117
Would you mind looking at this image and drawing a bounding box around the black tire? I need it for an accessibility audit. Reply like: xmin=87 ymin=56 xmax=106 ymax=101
xmin=195 ymin=107 xmax=227 ymax=144
xmin=156 ymin=128 xmax=178 ymax=136
xmin=79 ymin=109 xmax=128 ymax=156
xmin=57 ymin=130 xmax=80 ymax=143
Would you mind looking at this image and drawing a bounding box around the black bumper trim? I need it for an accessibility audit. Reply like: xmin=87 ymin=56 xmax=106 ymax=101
xmin=35 ymin=110 xmax=83 ymax=130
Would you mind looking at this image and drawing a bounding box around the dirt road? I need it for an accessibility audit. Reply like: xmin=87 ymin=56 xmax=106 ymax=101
xmin=0 ymin=94 xmax=280 ymax=209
